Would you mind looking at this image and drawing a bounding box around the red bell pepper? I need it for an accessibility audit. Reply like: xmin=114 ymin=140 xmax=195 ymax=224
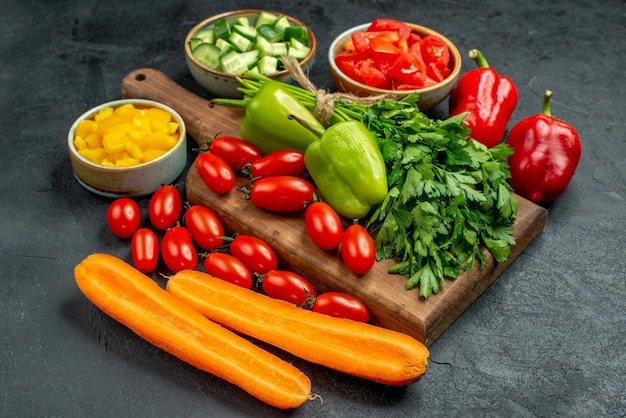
xmin=506 ymin=90 xmax=582 ymax=203
xmin=449 ymin=49 xmax=518 ymax=148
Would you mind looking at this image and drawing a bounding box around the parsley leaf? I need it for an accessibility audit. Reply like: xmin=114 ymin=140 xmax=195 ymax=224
xmin=363 ymin=99 xmax=518 ymax=299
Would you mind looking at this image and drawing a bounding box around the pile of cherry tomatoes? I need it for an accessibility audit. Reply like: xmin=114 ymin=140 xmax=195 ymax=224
xmin=104 ymin=135 xmax=377 ymax=323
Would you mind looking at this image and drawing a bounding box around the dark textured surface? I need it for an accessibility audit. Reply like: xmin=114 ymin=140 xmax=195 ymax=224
xmin=1 ymin=1 xmax=625 ymax=417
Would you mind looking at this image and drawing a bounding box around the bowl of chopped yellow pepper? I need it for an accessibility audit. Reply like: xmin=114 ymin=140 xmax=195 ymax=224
xmin=68 ymin=99 xmax=187 ymax=197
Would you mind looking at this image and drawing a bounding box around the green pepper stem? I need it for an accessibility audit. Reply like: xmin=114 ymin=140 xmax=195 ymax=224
xmin=209 ymin=97 xmax=248 ymax=108
xmin=468 ymin=49 xmax=490 ymax=68
xmin=287 ymin=114 xmax=325 ymax=138
xmin=542 ymin=90 xmax=553 ymax=117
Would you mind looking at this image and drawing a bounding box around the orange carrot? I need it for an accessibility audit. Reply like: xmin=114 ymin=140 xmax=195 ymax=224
xmin=166 ymin=269 xmax=430 ymax=385
xmin=74 ymin=254 xmax=311 ymax=409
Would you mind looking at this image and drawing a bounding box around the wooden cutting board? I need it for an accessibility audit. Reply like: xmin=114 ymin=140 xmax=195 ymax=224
xmin=121 ymin=68 xmax=548 ymax=347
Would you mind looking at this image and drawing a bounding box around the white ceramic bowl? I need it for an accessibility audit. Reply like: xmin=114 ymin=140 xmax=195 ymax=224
xmin=328 ymin=22 xmax=462 ymax=111
xmin=68 ymin=99 xmax=187 ymax=198
xmin=185 ymin=9 xmax=317 ymax=98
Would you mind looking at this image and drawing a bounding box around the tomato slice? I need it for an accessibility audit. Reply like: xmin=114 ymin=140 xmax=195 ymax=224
xmin=351 ymin=31 xmax=399 ymax=53
xmin=367 ymin=19 xmax=411 ymax=52
xmin=387 ymin=52 xmax=427 ymax=87
xmin=357 ymin=60 xmax=387 ymax=88
xmin=420 ymin=35 xmax=450 ymax=69
xmin=407 ymin=32 xmax=423 ymax=48
xmin=367 ymin=19 xmax=411 ymax=41
xmin=335 ymin=51 xmax=366 ymax=83
xmin=369 ymin=37 xmax=401 ymax=66
xmin=426 ymin=62 xmax=443 ymax=83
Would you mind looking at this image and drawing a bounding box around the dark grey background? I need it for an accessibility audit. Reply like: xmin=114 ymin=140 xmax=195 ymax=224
xmin=1 ymin=0 xmax=624 ymax=417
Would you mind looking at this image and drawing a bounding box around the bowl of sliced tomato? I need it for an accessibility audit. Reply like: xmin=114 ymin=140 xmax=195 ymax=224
xmin=328 ymin=19 xmax=462 ymax=111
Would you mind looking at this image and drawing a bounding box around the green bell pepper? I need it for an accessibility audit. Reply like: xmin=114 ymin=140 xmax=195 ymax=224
xmin=291 ymin=116 xmax=388 ymax=219
xmin=211 ymin=79 xmax=323 ymax=155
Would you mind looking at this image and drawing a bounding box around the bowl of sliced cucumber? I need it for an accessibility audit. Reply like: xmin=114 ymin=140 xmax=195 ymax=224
xmin=185 ymin=10 xmax=317 ymax=98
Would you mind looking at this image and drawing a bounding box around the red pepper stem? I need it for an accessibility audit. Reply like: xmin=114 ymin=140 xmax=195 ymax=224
xmin=542 ymin=90 xmax=554 ymax=117
xmin=468 ymin=49 xmax=490 ymax=68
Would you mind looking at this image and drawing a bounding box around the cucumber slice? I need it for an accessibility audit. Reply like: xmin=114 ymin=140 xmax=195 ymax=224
xmin=234 ymin=16 xmax=250 ymax=27
xmin=192 ymin=43 xmax=221 ymax=70
xmin=270 ymin=42 xmax=289 ymax=58
xmin=253 ymin=35 xmax=273 ymax=57
xmin=232 ymin=23 xmax=257 ymax=41
xmin=287 ymin=45 xmax=311 ymax=60
xmin=220 ymin=50 xmax=260 ymax=75
xmin=256 ymin=24 xmax=282 ymax=42
xmin=229 ymin=31 xmax=252 ymax=52
xmin=188 ymin=37 xmax=204 ymax=51
xmin=273 ymin=15 xmax=291 ymax=33
xmin=255 ymin=11 xmax=279 ymax=28
xmin=284 ymin=26 xmax=309 ymax=46
xmin=195 ymin=28 xmax=216 ymax=44
xmin=257 ymin=56 xmax=279 ymax=75
xmin=215 ymin=38 xmax=237 ymax=55
xmin=213 ymin=18 xmax=231 ymax=39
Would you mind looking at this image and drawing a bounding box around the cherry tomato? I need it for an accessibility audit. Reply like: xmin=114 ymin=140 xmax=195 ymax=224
xmin=245 ymin=150 xmax=306 ymax=179
xmin=247 ymin=176 xmax=314 ymax=212
xmin=305 ymin=202 xmax=344 ymax=250
xmin=106 ymin=198 xmax=141 ymax=238
xmin=341 ymin=224 xmax=376 ymax=275
xmin=312 ymin=292 xmax=370 ymax=322
xmin=196 ymin=152 xmax=236 ymax=194
xmin=229 ymin=234 xmax=277 ymax=275
xmin=184 ymin=205 xmax=225 ymax=251
xmin=203 ymin=252 xmax=253 ymax=288
xmin=261 ymin=270 xmax=317 ymax=307
xmin=131 ymin=228 xmax=159 ymax=273
xmin=208 ymin=135 xmax=262 ymax=171
xmin=148 ymin=185 xmax=182 ymax=230
xmin=161 ymin=226 xmax=198 ymax=273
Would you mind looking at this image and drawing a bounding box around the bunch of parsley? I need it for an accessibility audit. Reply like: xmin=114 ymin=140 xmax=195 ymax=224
xmin=362 ymin=95 xmax=518 ymax=299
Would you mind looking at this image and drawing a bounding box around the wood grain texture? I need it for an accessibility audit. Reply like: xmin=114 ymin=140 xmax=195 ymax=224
xmin=121 ymin=68 xmax=548 ymax=346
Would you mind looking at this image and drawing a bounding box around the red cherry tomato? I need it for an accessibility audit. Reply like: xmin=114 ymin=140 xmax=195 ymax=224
xmin=312 ymin=292 xmax=370 ymax=322
xmin=106 ymin=198 xmax=141 ymax=238
xmin=203 ymin=252 xmax=253 ymax=288
xmin=208 ymin=135 xmax=262 ymax=171
xmin=183 ymin=205 xmax=225 ymax=251
xmin=196 ymin=152 xmax=236 ymax=194
xmin=245 ymin=150 xmax=305 ymax=179
xmin=229 ymin=234 xmax=277 ymax=275
xmin=131 ymin=228 xmax=159 ymax=273
xmin=261 ymin=270 xmax=317 ymax=307
xmin=305 ymin=202 xmax=344 ymax=250
xmin=341 ymin=224 xmax=376 ymax=275
xmin=161 ymin=226 xmax=198 ymax=273
xmin=247 ymin=176 xmax=314 ymax=212
xmin=148 ymin=185 xmax=182 ymax=230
